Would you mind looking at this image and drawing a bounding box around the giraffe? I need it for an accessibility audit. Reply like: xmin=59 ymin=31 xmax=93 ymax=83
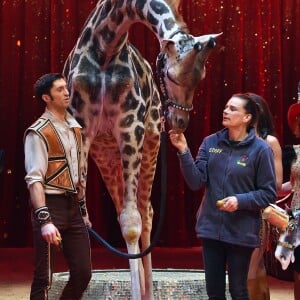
xmin=63 ymin=1 xmax=220 ymax=299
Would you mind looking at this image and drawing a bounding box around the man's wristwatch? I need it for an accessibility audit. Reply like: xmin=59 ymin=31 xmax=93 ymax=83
xmin=78 ymin=199 xmax=87 ymax=217
xmin=34 ymin=206 xmax=52 ymax=226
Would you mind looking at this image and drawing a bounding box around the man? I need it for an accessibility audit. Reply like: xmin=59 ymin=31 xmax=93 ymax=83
xmin=24 ymin=73 xmax=92 ymax=299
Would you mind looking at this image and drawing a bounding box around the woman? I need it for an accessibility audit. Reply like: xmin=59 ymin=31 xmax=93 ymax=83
xmin=247 ymin=93 xmax=283 ymax=300
xmin=279 ymin=101 xmax=300 ymax=300
xmin=169 ymin=93 xmax=277 ymax=299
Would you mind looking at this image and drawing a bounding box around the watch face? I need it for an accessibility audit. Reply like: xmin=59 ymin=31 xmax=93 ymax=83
xmin=38 ymin=211 xmax=50 ymax=221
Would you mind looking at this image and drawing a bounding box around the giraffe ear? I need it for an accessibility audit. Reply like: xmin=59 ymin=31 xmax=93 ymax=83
xmin=161 ymin=39 xmax=175 ymax=54
xmin=194 ymin=33 xmax=223 ymax=47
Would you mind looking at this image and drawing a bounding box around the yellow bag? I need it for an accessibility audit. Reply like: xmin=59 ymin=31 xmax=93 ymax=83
xmin=262 ymin=204 xmax=289 ymax=232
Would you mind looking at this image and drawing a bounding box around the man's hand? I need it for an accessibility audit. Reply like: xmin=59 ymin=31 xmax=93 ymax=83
xmin=41 ymin=223 xmax=61 ymax=246
xmin=83 ymin=215 xmax=92 ymax=228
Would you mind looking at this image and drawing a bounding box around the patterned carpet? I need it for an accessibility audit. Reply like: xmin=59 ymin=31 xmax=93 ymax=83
xmin=0 ymin=247 xmax=294 ymax=299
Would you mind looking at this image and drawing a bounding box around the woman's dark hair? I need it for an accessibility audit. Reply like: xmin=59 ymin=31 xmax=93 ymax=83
xmin=34 ymin=73 xmax=64 ymax=102
xmin=282 ymin=145 xmax=296 ymax=168
xmin=232 ymin=92 xmax=260 ymax=131
xmin=247 ymin=93 xmax=275 ymax=139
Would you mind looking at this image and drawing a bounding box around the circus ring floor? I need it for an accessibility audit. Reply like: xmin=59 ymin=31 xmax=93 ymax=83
xmin=0 ymin=247 xmax=293 ymax=299
xmin=49 ymin=269 xmax=230 ymax=299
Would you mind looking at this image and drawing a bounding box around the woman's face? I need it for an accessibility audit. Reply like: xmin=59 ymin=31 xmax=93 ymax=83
xmin=222 ymin=97 xmax=251 ymax=129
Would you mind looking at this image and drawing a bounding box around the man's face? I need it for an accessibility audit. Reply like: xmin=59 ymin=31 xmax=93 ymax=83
xmin=45 ymin=78 xmax=70 ymax=111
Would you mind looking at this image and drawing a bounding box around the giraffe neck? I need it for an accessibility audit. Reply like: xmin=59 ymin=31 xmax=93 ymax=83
xmin=81 ymin=0 xmax=184 ymax=60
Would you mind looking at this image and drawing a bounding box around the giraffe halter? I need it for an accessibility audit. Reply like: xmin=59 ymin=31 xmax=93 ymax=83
xmin=277 ymin=212 xmax=300 ymax=251
xmin=156 ymin=31 xmax=194 ymax=113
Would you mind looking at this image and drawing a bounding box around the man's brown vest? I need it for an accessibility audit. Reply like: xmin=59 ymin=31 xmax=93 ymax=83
xmin=25 ymin=118 xmax=82 ymax=193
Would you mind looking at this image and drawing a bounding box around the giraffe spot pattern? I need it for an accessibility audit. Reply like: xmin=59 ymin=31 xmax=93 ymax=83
xmin=132 ymin=158 xmax=141 ymax=169
xmin=70 ymin=54 xmax=80 ymax=73
xmin=78 ymin=27 xmax=92 ymax=50
xmin=105 ymin=64 xmax=133 ymax=103
xmin=135 ymin=0 xmax=146 ymax=20
xmin=147 ymin=11 xmax=159 ymax=27
xmin=115 ymin=33 xmax=128 ymax=49
xmin=121 ymin=92 xmax=139 ymax=112
xmin=119 ymin=47 xmax=129 ymax=63
xmin=131 ymin=51 xmax=144 ymax=78
xmin=121 ymin=132 xmax=131 ymax=142
xmin=150 ymin=0 xmax=169 ymax=15
xmin=120 ymin=114 xmax=134 ymax=128
xmin=135 ymin=125 xmax=145 ymax=145
xmin=123 ymin=144 xmax=136 ymax=156
xmin=101 ymin=1 xmax=113 ymax=20
xmin=163 ymin=18 xmax=176 ymax=31
xmin=71 ymin=91 xmax=85 ymax=115
xmin=123 ymin=160 xmax=129 ymax=170
xmin=111 ymin=6 xmax=124 ymax=25
xmin=137 ymin=105 xmax=146 ymax=122
xmin=150 ymin=108 xmax=160 ymax=121
xmin=125 ymin=1 xmax=135 ymax=20
xmin=141 ymin=82 xmax=151 ymax=100
xmin=100 ymin=25 xmax=116 ymax=44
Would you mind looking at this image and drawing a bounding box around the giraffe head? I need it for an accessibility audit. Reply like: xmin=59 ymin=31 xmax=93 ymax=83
xmin=157 ymin=32 xmax=222 ymax=133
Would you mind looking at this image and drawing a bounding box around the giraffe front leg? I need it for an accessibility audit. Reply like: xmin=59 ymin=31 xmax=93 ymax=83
xmin=138 ymin=131 xmax=160 ymax=300
xmin=119 ymin=205 xmax=142 ymax=245
xmin=140 ymin=205 xmax=154 ymax=300
xmin=119 ymin=205 xmax=143 ymax=299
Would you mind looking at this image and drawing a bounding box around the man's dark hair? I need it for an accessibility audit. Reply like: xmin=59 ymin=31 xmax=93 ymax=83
xmin=34 ymin=73 xmax=64 ymax=102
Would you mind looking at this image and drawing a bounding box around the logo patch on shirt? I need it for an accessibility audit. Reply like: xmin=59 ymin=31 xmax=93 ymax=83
xmin=237 ymin=154 xmax=248 ymax=167
xmin=209 ymin=147 xmax=223 ymax=153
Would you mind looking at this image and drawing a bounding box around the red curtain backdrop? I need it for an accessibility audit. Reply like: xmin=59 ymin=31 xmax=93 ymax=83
xmin=0 ymin=0 xmax=299 ymax=247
